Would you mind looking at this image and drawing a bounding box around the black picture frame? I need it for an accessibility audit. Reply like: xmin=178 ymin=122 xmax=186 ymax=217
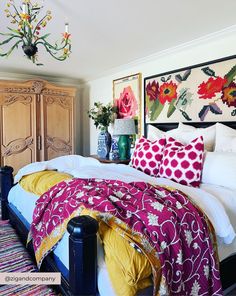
xmin=144 ymin=54 xmax=236 ymax=133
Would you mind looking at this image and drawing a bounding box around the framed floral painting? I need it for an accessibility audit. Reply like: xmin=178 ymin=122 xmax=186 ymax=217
xmin=144 ymin=55 xmax=236 ymax=123
xmin=113 ymin=73 xmax=142 ymax=136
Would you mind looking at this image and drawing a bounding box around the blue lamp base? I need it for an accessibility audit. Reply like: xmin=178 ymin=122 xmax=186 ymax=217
xmin=118 ymin=135 xmax=130 ymax=160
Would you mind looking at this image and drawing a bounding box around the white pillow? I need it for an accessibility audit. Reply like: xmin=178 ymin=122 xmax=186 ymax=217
xmin=147 ymin=124 xmax=180 ymax=141
xmin=177 ymin=122 xmax=216 ymax=151
xmin=201 ymin=152 xmax=236 ymax=189
xmin=215 ymin=123 xmax=236 ymax=152
xmin=147 ymin=123 xmax=216 ymax=151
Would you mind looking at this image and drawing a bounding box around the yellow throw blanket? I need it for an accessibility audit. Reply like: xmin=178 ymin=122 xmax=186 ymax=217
xmin=19 ymin=170 xmax=72 ymax=195
xmin=84 ymin=209 xmax=152 ymax=296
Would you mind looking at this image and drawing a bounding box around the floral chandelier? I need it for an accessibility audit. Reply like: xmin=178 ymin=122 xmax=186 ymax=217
xmin=0 ymin=0 xmax=71 ymax=65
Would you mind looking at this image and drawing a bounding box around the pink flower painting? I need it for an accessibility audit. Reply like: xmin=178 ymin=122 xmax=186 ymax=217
xmin=115 ymin=86 xmax=138 ymax=119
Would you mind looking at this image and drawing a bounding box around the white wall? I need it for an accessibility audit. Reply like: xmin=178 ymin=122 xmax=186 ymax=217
xmin=82 ymin=27 xmax=236 ymax=155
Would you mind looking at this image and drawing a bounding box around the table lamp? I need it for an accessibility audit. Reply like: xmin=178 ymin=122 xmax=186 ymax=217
xmin=113 ymin=119 xmax=136 ymax=160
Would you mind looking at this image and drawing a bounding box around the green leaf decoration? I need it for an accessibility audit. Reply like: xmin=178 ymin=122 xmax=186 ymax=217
xmin=0 ymin=32 xmax=16 ymax=37
xmin=224 ymin=65 xmax=236 ymax=87
xmin=39 ymin=33 xmax=50 ymax=40
xmin=175 ymin=70 xmax=191 ymax=83
xmin=145 ymin=94 xmax=154 ymax=112
xmin=7 ymin=27 xmax=22 ymax=35
xmin=161 ymin=75 xmax=171 ymax=83
xmin=231 ymin=109 xmax=236 ymax=117
xmin=167 ymin=100 xmax=176 ymax=118
xmin=0 ymin=36 xmax=16 ymax=46
xmin=201 ymin=67 xmax=216 ymax=77
xmin=6 ymin=40 xmax=22 ymax=57
xmin=150 ymin=99 xmax=164 ymax=121
xmin=180 ymin=110 xmax=192 ymax=121
xmin=166 ymin=75 xmax=171 ymax=82
xmin=175 ymin=74 xmax=182 ymax=83
xmin=182 ymin=69 xmax=191 ymax=81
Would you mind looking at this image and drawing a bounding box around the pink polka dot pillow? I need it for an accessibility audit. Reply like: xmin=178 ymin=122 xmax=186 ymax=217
xmin=159 ymin=136 xmax=204 ymax=187
xmin=130 ymin=136 xmax=166 ymax=176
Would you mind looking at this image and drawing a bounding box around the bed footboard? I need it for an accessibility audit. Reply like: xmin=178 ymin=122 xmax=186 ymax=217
xmin=0 ymin=166 xmax=13 ymax=220
xmin=67 ymin=216 xmax=99 ymax=296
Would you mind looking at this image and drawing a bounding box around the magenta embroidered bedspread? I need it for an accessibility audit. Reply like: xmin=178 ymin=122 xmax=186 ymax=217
xmin=29 ymin=178 xmax=222 ymax=295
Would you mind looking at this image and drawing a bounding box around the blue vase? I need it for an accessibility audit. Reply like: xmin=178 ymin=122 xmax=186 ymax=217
xmin=110 ymin=136 xmax=120 ymax=160
xmin=97 ymin=128 xmax=111 ymax=159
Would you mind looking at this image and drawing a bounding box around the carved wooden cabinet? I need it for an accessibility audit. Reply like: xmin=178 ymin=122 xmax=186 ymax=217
xmin=0 ymin=79 xmax=76 ymax=173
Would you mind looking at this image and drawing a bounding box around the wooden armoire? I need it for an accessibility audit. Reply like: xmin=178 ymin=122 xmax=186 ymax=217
xmin=0 ymin=79 xmax=76 ymax=174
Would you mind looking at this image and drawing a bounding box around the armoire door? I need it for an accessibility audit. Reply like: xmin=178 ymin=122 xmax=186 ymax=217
xmin=0 ymin=93 xmax=37 ymax=174
xmin=40 ymin=94 xmax=74 ymax=160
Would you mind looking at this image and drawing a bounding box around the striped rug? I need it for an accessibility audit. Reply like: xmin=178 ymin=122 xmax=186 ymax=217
xmin=0 ymin=219 xmax=58 ymax=295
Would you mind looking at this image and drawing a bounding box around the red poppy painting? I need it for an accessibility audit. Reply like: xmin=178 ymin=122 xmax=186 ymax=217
xmin=144 ymin=55 xmax=236 ymax=123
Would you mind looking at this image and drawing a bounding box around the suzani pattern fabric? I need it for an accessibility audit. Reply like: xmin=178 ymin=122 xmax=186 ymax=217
xmin=29 ymin=178 xmax=222 ymax=295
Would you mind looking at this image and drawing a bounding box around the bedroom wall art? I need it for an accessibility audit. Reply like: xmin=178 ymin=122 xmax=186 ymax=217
xmin=113 ymin=73 xmax=142 ymax=136
xmin=144 ymin=55 xmax=236 ymax=123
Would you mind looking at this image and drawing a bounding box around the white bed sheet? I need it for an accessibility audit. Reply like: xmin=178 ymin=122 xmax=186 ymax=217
xmin=8 ymin=155 xmax=236 ymax=294
xmin=13 ymin=155 xmax=236 ymax=244
xmin=200 ymin=183 xmax=236 ymax=261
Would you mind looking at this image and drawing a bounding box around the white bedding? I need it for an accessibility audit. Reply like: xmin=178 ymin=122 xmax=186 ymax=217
xmin=8 ymin=155 xmax=236 ymax=293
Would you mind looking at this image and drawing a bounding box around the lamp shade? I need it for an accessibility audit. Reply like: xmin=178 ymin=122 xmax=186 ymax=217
xmin=113 ymin=119 xmax=136 ymax=136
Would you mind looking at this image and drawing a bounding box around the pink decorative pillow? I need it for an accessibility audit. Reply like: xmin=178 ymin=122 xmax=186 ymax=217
xmin=159 ymin=136 xmax=204 ymax=187
xmin=130 ymin=136 xmax=166 ymax=176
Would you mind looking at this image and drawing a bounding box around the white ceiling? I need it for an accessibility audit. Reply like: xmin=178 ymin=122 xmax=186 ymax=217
xmin=0 ymin=0 xmax=236 ymax=82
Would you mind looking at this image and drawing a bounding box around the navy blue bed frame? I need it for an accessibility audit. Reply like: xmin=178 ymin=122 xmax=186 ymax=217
xmin=1 ymin=121 xmax=236 ymax=295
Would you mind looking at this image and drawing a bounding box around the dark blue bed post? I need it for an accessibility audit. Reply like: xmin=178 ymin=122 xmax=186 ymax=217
xmin=67 ymin=215 xmax=99 ymax=296
xmin=0 ymin=166 xmax=13 ymax=220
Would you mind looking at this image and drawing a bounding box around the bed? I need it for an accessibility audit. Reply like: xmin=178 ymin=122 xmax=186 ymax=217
xmin=1 ymin=121 xmax=236 ymax=296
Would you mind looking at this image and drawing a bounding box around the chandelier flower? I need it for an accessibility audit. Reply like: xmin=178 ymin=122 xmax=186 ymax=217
xmin=0 ymin=0 xmax=71 ymax=65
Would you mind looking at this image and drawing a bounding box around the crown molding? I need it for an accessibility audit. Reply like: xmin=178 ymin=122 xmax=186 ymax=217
xmin=0 ymin=71 xmax=84 ymax=88
xmin=85 ymin=24 xmax=236 ymax=83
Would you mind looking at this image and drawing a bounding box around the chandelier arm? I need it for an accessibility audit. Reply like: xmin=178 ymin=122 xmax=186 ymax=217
xmin=0 ymin=31 xmax=22 ymax=38
xmin=21 ymin=22 xmax=32 ymax=46
xmin=30 ymin=2 xmax=44 ymax=22
xmin=28 ymin=26 xmax=33 ymax=45
xmin=0 ymin=35 xmax=22 ymax=46
xmin=31 ymin=8 xmax=42 ymax=22
xmin=8 ymin=11 xmax=20 ymax=24
xmin=11 ymin=3 xmax=21 ymax=18
xmin=33 ymin=33 xmax=50 ymax=43
xmin=33 ymin=15 xmax=48 ymax=35
xmin=35 ymin=38 xmax=70 ymax=51
xmin=6 ymin=27 xmax=24 ymax=40
xmin=36 ymin=41 xmax=68 ymax=61
xmin=0 ymin=39 xmax=23 ymax=57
